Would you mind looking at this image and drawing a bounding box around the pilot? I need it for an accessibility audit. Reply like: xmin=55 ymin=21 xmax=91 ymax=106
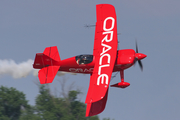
xmin=76 ymin=58 xmax=80 ymax=64
xmin=77 ymin=56 xmax=84 ymax=65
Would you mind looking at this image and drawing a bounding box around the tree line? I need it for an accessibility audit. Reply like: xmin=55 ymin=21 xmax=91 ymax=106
xmin=0 ymin=85 xmax=114 ymax=120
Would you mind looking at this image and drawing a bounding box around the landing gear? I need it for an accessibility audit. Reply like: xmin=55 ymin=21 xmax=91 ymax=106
xmin=111 ymin=70 xmax=130 ymax=88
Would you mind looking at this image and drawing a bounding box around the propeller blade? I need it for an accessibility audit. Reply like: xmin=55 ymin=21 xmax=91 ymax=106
xmin=135 ymin=40 xmax=145 ymax=71
xmin=136 ymin=40 xmax=139 ymax=53
xmin=133 ymin=57 xmax=137 ymax=65
xmin=138 ymin=60 xmax=143 ymax=71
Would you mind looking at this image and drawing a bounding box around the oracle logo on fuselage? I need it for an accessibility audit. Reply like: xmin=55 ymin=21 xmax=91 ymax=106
xmin=69 ymin=68 xmax=94 ymax=73
xmin=97 ymin=17 xmax=115 ymax=85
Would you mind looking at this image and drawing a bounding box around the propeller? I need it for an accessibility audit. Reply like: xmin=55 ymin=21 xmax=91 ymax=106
xmin=134 ymin=41 xmax=147 ymax=71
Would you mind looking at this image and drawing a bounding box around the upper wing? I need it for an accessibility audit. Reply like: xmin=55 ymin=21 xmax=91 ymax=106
xmin=85 ymin=4 xmax=118 ymax=116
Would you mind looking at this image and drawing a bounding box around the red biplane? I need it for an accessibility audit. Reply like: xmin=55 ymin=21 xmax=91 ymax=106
xmin=33 ymin=4 xmax=146 ymax=117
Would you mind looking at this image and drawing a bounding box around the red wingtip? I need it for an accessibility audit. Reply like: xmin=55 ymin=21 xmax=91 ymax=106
xmin=85 ymin=90 xmax=109 ymax=117
xmin=86 ymin=103 xmax=92 ymax=117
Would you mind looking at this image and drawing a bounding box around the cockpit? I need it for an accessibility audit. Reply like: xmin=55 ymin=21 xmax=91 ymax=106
xmin=75 ymin=55 xmax=93 ymax=65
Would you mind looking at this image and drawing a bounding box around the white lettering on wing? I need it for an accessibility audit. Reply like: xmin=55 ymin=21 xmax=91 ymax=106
xmin=97 ymin=16 xmax=115 ymax=86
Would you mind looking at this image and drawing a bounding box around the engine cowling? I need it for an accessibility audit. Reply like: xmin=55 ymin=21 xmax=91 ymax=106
xmin=116 ymin=49 xmax=135 ymax=70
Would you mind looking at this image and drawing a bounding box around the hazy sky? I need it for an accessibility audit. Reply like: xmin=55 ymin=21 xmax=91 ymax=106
xmin=0 ymin=1 xmax=180 ymax=120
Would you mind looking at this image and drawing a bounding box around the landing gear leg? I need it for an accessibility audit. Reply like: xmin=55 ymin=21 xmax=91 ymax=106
xmin=120 ymin=70 xmax=124 ymax=82
xmin=111 ymin=70 xmax=130 ymax=88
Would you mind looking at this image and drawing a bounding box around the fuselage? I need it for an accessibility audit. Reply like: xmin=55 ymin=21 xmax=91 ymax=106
xmin=58 ymin=49 xmax=136 ymax=74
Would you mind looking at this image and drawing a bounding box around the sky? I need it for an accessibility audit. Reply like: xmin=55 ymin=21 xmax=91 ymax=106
xmin=0 ymin=0 xmax=180 ymax=120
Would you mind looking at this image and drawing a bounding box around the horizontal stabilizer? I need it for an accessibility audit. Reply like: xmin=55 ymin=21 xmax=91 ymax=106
xmin=38 ymin=66 xmax=60 ymax=84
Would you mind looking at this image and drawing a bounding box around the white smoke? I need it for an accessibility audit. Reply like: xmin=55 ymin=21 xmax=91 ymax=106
xmin=0 ymin=59 xmax=74 ymax=79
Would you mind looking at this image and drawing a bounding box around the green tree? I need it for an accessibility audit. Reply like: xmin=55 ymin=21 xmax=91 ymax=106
xmin=0 ymin=86 xmax=30 ymax=120
xmin=0 ymin=85 xmax=114 ymax=120
xmin=35 ymin=85 xmax=99 ymax=120
xmin=19 ymin=106 xmax=41 ymax=120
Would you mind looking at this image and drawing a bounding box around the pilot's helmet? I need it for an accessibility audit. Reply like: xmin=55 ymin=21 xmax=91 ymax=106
xmin=84 ymin=56 xmax=87 ymax=60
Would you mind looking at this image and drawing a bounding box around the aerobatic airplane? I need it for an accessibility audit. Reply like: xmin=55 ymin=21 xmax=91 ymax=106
xmin=33 ymin=4 xmax=146 ymax=117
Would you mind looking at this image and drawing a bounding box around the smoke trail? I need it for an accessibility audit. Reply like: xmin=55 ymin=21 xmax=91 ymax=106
xmin=0 ymin=59 xmax=73 ymax=79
